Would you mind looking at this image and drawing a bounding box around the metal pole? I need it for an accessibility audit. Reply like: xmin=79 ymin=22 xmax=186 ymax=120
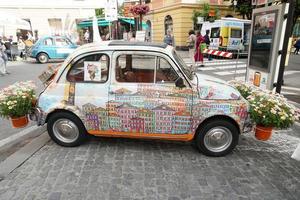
xmin=276 ymin=0 xmax=296 ymax=93
xmin=139 ymin=0 xmax=142 ymax=31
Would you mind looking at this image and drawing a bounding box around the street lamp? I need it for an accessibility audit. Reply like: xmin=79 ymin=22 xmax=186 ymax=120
xmin=233 ymin=0 xmax=237 ymax=12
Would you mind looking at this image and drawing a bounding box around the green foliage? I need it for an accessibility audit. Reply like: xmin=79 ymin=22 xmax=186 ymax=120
xmin=229 ymin=80 xmax=299 ymax=129
xmin=192 ymin=3 xmax=221 ymax=25
xmin=95 ymin=8 xmax=105 ymax=18
xmin=231 ymin=0 xmax=252 ymax=19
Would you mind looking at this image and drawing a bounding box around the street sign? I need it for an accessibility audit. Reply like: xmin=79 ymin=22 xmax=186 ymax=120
xmin=246 ymin=4 xmax=288 ymax=90
xmin=105 ymin=0 xmax=118 ymax=21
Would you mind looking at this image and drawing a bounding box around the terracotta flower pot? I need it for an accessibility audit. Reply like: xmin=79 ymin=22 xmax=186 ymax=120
xmin=11 ymin=115 xmax=29 ymax=128
xmin=255 ymin=125 xmax=273 ymax=141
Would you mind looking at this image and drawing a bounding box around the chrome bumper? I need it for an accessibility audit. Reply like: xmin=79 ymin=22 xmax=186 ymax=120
xmin=29 ymin=107 xmax=46 ymax=126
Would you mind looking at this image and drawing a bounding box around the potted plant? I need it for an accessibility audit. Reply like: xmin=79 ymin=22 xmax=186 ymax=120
xmin=229 ymin=80 xmax=299 ymax=140
xmin=0 ymin=81 xmax=36 ymax=128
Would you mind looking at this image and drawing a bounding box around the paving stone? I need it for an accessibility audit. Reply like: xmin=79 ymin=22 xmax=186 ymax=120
xmin=0 ymin=134 xmax=299 ymax=199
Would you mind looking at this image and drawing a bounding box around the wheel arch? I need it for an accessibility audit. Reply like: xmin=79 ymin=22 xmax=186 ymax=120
xmin=36 ymin=51 xmax=50 ymax=59
xmin=194 ymin=115 xmax=241 ymax=139
xmin=45 ymin=108 xmax=85 ymax=129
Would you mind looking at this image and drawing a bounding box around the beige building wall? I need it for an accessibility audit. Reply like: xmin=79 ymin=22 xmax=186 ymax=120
xmin=146 ymin=1 xmax=238 ymax=48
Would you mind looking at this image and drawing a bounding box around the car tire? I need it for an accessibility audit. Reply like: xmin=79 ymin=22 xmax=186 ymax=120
xmin=195 ymin=119 xmax=239 ymax=157
xmin=47 ymin=112 xmax=87 ymax=147
xmin=37 ymin=53 xmax=49 ymax=64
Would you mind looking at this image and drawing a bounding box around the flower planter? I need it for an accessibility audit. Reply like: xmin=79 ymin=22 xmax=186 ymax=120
xmin=11 ymin=115 xmax=29 ymax=128
xmin=255 ymin=125 xmax=273 ymax=141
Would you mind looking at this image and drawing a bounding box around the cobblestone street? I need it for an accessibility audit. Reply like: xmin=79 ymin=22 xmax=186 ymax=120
xmin=0 ymin=132 xmax=299 ymax=200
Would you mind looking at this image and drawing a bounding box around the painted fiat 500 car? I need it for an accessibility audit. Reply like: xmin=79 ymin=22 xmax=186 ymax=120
xmin=32 ymin=41 xmax=251 ymax=156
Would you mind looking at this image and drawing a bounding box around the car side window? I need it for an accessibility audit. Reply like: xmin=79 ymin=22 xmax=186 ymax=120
xmin=67 ymin=53 xmax=109 ymax=83
xmin=116 ymin=54 xmax=155 ymax=83
xmin=55 ymin=38 xmax=70 ymax=46
xmin=44 ymin=38 xmax=53 ymax=46
xmin=156 ymin=57 xmax=179 ymax=83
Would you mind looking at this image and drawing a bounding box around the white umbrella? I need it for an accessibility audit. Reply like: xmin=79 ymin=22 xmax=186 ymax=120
xmin=92 ymin=16 xmax=102 ymax=42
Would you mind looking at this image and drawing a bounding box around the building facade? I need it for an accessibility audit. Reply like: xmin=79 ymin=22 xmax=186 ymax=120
xmin=0 ymin=0 xmax=103 ymax=40
xmin=144 ymin=0 xmax=236 ymax=49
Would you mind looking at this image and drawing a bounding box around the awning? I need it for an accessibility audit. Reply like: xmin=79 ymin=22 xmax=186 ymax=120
xmin=77 ymin=20 xmax=111 ymax=28
xmin=120 ymin=18 xmax=148 ymax=29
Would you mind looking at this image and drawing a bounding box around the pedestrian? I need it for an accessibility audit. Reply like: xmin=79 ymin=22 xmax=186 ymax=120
xmin=194 ymin=31 xmax=205 ymax=67
xmin=163 ymin=29 xmax=175 ymax=46
xmin=0 ymin=41 xmax=10 ymax=76
xmin=294 ymin=38 xmax=300 ymax=55
xmin=203 ymin=30 xmax=212 ymax=61
xmin=84 ymin=29 xmax=90 ymax=43
xmin=187 ymin=30 xmax=196 ymax=66
xmin=129 ymin=32 xmax=136 ymax=42
xmin=18 ymin=36 xmax=26 ymax=59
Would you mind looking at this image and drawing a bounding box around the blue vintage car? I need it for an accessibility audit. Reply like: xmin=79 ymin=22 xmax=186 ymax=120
xmin=28 ymin=36 xmax=77 ymax=63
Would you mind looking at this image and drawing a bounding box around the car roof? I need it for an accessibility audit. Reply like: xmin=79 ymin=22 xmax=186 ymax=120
xmin=66 ymin=41 xmax=173 ymax=62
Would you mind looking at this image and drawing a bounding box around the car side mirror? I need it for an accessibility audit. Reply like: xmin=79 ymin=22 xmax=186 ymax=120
xmin=175 ymin=77 xmax=186 ymax=88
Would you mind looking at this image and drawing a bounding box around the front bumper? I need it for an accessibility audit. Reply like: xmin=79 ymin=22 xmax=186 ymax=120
xmin=29 ymin=107 xmax=46 ymax=126
xmin=242 ymin=114 xmax=254 ymax=133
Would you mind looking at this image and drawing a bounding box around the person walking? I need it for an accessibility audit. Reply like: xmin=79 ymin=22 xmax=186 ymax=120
xmin=84 ymin=29 xmax=90 ymax=43
xmin=194 ymin=31 xmax=205 ymax=67
xmin=163 ymin=29 xmax=175 ymax=46
xmin=294 ymin=38 xmax=300 ymax=55
xmin=203 ymin=30 xmax=212 ymax=61
xmin=187 ymin=30 xmax=196 ymax=66
xmin=0 ymin=41 xmax=9 ymax=76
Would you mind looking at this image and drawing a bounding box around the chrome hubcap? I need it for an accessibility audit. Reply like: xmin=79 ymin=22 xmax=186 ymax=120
xmin=53 ymin=119 xmax=79 ymax=143
xmin=204 ymin=126 xmax=232 ymax=152
xmin=39 ymin=55 xmax=47 ymax=62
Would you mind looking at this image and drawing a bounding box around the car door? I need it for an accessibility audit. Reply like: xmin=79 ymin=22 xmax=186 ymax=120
xmin=66 ymin=51 xmax=111 ymax=132
xmin=154 ymin=54 xmax=193 ymax=134
xmin=108 ymin=51 xmax=193 ymax=135
xmin=40 ymin=37 xmax=56 ymax=58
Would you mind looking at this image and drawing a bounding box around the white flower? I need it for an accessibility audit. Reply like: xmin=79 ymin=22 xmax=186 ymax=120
xmin=22 ymin=96 xmax=26 ymax=99
xmin=8 ymin=106 xmax=12 ymax=109
xmin=281 ymin=116 xmax=286 ymax=120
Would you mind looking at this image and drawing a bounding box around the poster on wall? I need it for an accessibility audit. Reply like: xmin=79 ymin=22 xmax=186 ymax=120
xmin=84 ymin=62 xmax=101 ymax=81
xmin=249 ymin=10 xmax=278 ymax=72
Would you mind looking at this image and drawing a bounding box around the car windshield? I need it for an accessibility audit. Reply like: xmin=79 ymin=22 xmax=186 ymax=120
xmin=172 ymin=50 xmax=193 ymax=80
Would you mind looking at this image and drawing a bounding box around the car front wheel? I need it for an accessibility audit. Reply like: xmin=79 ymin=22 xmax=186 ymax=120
xmin=47 ymin=112 xmax=87 ymax=147
xmin=37 ymin=53 xmax=49 ymax=63
xmin=195 ymin=119 xmax=239 ymax=157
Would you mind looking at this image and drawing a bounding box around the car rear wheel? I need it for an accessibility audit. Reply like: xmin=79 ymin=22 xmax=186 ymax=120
xmin=47 ymin=112 xmax=87 ymax=147
xmin=37 ymin=53 xmax=49 ymax=64
xmin=195 ymin=119 xmax=239 ymax=157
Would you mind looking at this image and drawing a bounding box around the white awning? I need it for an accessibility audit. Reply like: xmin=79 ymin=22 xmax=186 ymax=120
xmin=0 ymin=13 xmax=31 ymax=30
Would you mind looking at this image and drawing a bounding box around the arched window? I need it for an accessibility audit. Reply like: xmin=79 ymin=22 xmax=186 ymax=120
xmin=146 ymin=20 xmax=152 ymax=42
xmin=164 ymin=15 xmax=173 ymax=35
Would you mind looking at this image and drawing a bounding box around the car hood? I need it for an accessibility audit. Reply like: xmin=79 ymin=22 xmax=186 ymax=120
xmin=192 ymin=73 xmax=241 ymax=100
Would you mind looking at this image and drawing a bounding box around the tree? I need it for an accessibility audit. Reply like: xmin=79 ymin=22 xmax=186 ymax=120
xmin=231 ymin=0 xmax=252 ymax=20
xmin=95 ymin=8 xmax=105 ymax=18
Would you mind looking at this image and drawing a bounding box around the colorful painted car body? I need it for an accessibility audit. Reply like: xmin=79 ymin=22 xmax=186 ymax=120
xmin=32 ymin=41 xmax=251 ymax=156
xmin=28 ymin=36 xmax=77 ymax=63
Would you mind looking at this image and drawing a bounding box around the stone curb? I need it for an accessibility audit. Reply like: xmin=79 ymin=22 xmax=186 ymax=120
xmin=0 ymin=132 xmax=50 ymax=180
xmin=0 ymin=125 xmax=46 ymax=152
